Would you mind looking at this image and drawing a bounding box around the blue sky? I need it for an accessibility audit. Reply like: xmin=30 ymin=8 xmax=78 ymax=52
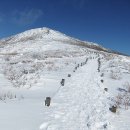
xmin=0 ymin=0 xmax=130 ymax=55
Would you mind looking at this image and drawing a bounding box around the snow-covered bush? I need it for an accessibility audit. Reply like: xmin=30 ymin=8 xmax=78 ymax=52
xmin=2 ymin=47 xmax=85 ymax=88
xmin=32 ymin=53 xmax=41 ymax=59
xmin=109 ymin=61 xmax=117 ymax=68
xmin=115 ymin=93 xmax=123 ymax=108
xmin=115 ymin=92 xmax=130 ymax=110
xmin=32 ymin=62 xmax=44 ymax=71
xmin=0 ymin=91 xmax=16 ymax=101
xmin=122 ymin=92 xmax=130 ymax=110
xmin=110 ymin=70 xmax=121 ymax=80
xmin=4 ymin=65 xmax=23 ymax=82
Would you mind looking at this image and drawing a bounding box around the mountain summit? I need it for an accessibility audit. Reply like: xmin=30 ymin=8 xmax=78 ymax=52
xmin=0 ymin=27 xmax=111 ymax=53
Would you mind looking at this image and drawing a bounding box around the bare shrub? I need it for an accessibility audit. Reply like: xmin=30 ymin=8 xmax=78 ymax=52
xmin=122 ymin=92 xmax=130 ymax=110
xmin=115 ymin=92 xmax=130 ymax=110
xmin=116 ymin=93 xmax=123 ymax=108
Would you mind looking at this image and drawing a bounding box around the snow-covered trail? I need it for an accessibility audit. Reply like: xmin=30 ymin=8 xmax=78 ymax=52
xmin=40 ymin=59 xmax=109 ymax=130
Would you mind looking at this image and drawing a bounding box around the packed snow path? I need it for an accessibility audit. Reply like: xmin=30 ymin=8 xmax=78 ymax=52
xmin=40 ymin=59 xmax=108 ymax=130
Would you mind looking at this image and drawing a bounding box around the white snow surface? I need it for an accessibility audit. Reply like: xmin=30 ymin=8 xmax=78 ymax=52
xmin=0 ymin=27 xmax=130 ymax=130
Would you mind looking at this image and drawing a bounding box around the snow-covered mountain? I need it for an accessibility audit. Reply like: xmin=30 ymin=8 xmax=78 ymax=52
xmin=0 ymin=27 xmax=130 ymax=130
xmin=0 ymin=27 xmax=115 ymax=53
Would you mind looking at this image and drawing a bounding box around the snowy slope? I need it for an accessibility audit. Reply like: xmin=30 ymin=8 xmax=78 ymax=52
xmin=40 ymin=59 xmax=109 ymax=130
xmin=0 ymin=27 xmax=130 ymax=130
xmin=0 ymin=27 xmax=112 ymax=53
